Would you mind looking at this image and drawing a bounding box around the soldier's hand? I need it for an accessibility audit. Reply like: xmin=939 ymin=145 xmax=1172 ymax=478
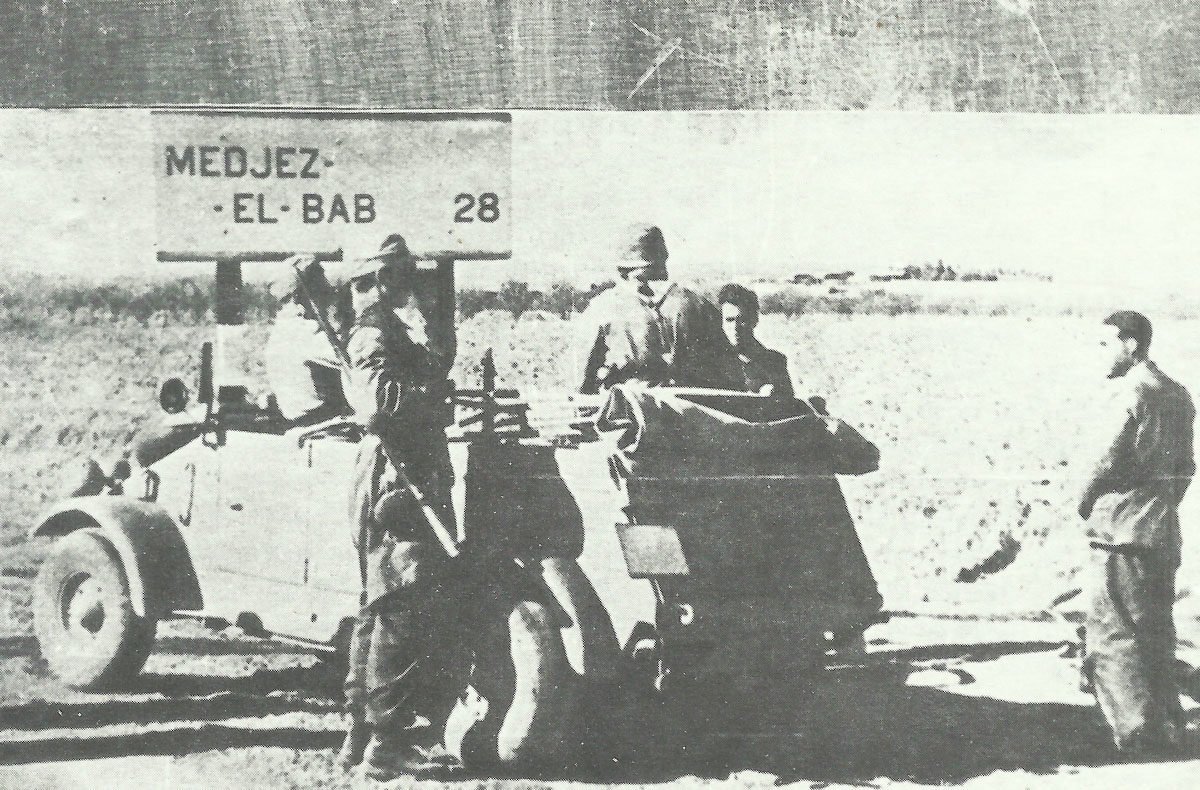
xmin=431 ymin=378 xmax=455 ymax=401
xmin=285 ymin=253 xmax=318 ymax=274
xmin=409 ymin=381 xmax=450 ymax=404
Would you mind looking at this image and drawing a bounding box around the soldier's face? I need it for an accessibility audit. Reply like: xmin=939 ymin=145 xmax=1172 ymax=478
xmin=623 ymin=258 xmax=667 ymax=285
xmin=641 ymin=258 xmax=668 ymax=283
xmin=722 ymin=303 xmax=755 ymax=348
xmin=350 ymin=275 xmax=381 ymax=315
xmin=1098 ymin=324 xmax=1136 ymax=379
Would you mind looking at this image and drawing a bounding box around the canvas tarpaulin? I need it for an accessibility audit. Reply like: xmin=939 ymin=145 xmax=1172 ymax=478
xmin=596 ymin=384 xmax=883 ymax=631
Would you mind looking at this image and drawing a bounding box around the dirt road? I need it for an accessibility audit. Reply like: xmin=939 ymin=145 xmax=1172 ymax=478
xmin=1 ymin=614 xmax=1197 ymax=789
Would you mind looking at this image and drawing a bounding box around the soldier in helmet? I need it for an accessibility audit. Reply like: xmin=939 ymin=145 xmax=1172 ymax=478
xmin=336 ymin=234 xmax=464 ymax=779
xmin=575 ymin=223 xmax=741 ymax=394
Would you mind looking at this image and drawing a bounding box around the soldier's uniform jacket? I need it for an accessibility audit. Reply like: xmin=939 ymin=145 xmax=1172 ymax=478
xmin=733 ymin=340 xmax=794 ymax=398
xmin=577 ymin=281 xmax=741 ymax=393
xmin=345 ymin=302 xmax=455 ymax=606
xmin=265 ymin=306 xmax=346 ymax=421
xmin=1081 ymin=359 xmax=1196 ymax=567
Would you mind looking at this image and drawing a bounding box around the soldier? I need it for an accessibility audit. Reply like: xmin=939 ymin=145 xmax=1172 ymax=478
xmin=264 ymin=255 xmax=347 ymax=423
xmin=1079 ymin=310 xmax=1195 ymax=755
xmin=336 ymin=234 xmax=464 ymax=779
xmin=65 ymin=257 xmax=348 ymax=500
xmin=575 ymin=223 xmax=741 ymax=394
xmin=717 ymin=283 xmax=794 ymax=398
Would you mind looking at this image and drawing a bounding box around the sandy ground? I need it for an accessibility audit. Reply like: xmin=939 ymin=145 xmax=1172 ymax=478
xmin=3 ymin=312 xmax=1200 ymax=787
xmin=1 ymin=614 xmax=1198 ymax=789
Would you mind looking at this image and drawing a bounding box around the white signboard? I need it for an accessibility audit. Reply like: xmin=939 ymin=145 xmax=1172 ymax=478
xmin=153 ymin=110 xmax=510 ymax=260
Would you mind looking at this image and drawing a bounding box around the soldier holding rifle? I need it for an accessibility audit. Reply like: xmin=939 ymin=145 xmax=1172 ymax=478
xmin=320 ymin=235 xmax=464 ymax=779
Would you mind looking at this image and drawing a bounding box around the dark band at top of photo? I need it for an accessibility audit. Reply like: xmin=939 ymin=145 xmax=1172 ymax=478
xmin=2 ymin=0 xmax=1199 ymax=112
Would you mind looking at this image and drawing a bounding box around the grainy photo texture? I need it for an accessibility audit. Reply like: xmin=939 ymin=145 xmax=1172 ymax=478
xmin=3 ymin=1 xmax=1200 ymax=112
xmin=0 ymin=108 xmax=1198 ymax=786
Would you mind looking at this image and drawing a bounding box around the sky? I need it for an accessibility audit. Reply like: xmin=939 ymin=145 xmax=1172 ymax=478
xmin=2 ymin=109 xmax=1198 ymax=295
xmin=507 ymin=111 xmax=1200 ymax=292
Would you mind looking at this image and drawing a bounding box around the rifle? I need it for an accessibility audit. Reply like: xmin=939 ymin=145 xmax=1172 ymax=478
xmin=291 ymin=257 xmax=461 ymax=559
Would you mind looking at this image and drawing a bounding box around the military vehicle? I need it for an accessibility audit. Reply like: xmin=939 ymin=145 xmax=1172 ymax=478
xmin=31 ymin=253 xmax=884 ymax=768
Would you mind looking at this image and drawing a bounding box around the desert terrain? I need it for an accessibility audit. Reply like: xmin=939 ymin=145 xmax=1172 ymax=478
xmin=2 ymin=283 xmax=1200 ymax=787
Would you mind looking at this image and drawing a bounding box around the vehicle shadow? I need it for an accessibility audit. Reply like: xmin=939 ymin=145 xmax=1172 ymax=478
xmin=564 ymin=643 xmax=1138 ymax=786
xmin=0 ymin=725 xmax=341 ymax=766
xmin=0 ymin=636 xmax=37 ymax=659
xmin=0 ymin=667 xmax=343 ymax=734
xmin=1 ymin=634 xmax=1187 ymax=781
xmin=0 ymin=633 xmax=324 ymax=661
xmin=719 ymin=668 xmax=1115 ymax=785
xmin=0 ymin=631 xmax=344 ymax=737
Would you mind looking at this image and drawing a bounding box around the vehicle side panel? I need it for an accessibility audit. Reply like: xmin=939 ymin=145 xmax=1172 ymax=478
xmin=304 ymin=434 xmax=364 ymax=640
xmin=216 ymin=431 xmax=313 ymax=635
xmin=152 ymin=436 xmax=222 ymax=607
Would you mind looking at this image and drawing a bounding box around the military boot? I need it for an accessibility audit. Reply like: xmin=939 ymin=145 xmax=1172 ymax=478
xmin=360 ymin=733 xmax=463 ymax=781
xmin=336 ymin=716 xmax=371 ymax=771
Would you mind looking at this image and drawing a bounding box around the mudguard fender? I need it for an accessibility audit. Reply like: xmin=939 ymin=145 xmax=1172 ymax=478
xmin=539 ymin=557 xmax=621 ymax=680
xmin=30 ymin=497 xmax=202 ymax=619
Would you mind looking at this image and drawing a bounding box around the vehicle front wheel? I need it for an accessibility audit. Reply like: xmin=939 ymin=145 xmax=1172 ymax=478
xmin=444 ymin=599 xmax=575 ymax=770
xmin=34 ymin=528 xmax=156 ymax=689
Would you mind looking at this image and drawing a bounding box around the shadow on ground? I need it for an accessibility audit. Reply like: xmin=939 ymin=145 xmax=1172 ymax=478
xmin=0 ymin=635 xmax=1179 ymax=784
xmin=0 ymin=630 xmax=345 ymax=760
xmin=0 ymin=634 xmax=319 ymax=660
xmin=0 ymin=666 xmax=343 ymax=734
xmin=561 ymin=642 xmax=1132 ymax=786
xmin=0 ymin=725 xmax=342 ymax=765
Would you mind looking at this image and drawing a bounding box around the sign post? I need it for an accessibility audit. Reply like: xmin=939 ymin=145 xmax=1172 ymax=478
xmin=153 ymin=110 xmax=512 ymax=261
xmin=152 ymin=110 xmax=512 ymax=397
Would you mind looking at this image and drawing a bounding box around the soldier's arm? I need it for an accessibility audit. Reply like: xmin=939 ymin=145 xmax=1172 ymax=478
xmin=307 ymin=326 xmax=344 ymax=372
xmin=575 ymin=309 xmax=608 ymax=395
xmin=772 ymin=351 xmax=795 ymax=400
xmin=1177 ymin=399 xmax=1196 ymax=504
xmin=345 ymin=326 xmax=430 ymax=426
xmin=1079 ymin=398 xmax=1137 ymax=520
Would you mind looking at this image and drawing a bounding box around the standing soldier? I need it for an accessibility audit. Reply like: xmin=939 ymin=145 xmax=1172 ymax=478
xmin=1079 ymin=310 xmax=1195 ymax=755
xmin=336 ymin=235 xmax=463 ymax=779
xmin=575 ymin=223 xmax=741 ymax=393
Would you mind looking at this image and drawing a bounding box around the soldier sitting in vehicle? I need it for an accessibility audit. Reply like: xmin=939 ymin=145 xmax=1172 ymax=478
xmin=63 ymin=258 xmax=348 ymax=499
xmin=265 ymin=256 xmax=348 ymax=425
xmin=717 ymin=283 xmax=795 ymax=399
xmin=337 ymin=234 xmax=464 ymax=780
xmin=575 ymin=223 xmax=742 ymax=394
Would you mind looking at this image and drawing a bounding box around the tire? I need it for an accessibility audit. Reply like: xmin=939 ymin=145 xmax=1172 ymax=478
xmin=34 ymin=528 xmax=156 ymax=690
xmin=539 ymin=557 xmax=621 ymax=680
xmin=444 ymin=599 xmax=575 ymax=770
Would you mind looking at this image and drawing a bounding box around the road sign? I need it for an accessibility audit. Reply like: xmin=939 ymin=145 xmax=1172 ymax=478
xmin=153 ymin=110 xmax=511 ymax=261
